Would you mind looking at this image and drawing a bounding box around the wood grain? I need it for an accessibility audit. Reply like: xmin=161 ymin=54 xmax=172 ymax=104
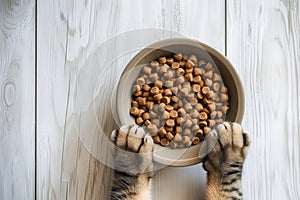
xmin=0 ymin=0 xmax=35 ymax=199
xmin=227 ymin=0 xmax=300 ymax=199
xmin=37 ymin=0 xmax=225 ymax=199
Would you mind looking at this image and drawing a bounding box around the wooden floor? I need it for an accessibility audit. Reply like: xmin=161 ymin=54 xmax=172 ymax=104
xmin=0 ymin=0 xmax=299 ymax=199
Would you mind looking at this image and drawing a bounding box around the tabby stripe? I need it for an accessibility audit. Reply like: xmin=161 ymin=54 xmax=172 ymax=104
xmin=222 ymin=187 xmax=242 ymax=196
xmin=229 ymin=163 xmax=243 ymax=169
xmin=223 ymin=170 xmax=242 ymax=176
xmin=221 ymin=174 xmax=241 ymax=185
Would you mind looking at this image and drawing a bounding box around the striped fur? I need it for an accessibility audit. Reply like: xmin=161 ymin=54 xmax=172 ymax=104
xmin=110 ymin=122 xmax=249 ymax=200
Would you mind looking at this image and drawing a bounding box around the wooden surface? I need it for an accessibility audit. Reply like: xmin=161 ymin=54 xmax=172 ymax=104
xmin=1 ymin=0 xmax=299 ymax=199
xmin=0 ymin=0 xmax=35 ymax=199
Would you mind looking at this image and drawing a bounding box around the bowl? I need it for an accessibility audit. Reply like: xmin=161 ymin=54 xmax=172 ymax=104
xmin=115 ymin=38 xmax=244 ymax=166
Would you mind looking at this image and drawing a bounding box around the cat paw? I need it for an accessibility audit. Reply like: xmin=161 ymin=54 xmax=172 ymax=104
xmin=111 ymin=125 xmax=154 ymax=174
xmin=203 ymin=122 xmax=250 ymax=174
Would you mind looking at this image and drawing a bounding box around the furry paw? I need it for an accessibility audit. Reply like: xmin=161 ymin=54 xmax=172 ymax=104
xmin=111 ymin=125 xmax=154 ymax=174
xmin=203 ymin=122 xmax=250 ymax=174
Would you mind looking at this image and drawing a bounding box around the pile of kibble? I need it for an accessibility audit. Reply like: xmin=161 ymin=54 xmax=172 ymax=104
xmin=130 ymin=53 xmax=229 ymax=148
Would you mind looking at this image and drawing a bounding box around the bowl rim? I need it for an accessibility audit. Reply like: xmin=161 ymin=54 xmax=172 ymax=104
xmin=115 ymin=37 xmax=244 ymax=166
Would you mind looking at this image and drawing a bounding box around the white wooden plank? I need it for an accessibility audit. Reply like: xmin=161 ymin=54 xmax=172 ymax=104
xmin=227 ymin=0 xmax=300 ymax=199
xmin=0 ymin=0 xmax=35 ymax=199
xmin=38 ymin=0 xmax=225 ymax=199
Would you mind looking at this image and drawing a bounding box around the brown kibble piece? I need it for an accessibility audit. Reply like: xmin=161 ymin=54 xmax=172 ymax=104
xmin=150 ymin=86 xmax=160 ymax=95
xmin=160 ymin=138 xmax=170 ymax=147
xmin=165 ymin=80 xmax=173 ymax=88
xmin=166 ymin=57 xmax=174 ymax=65
xmin=136 ymin=77 xmax=145 ymax=85
xmin=170 ymin=110 xmax=178 ymax=119
xmin=148 ymin=124 xmax=158 ymax=135
xmin=138 ymin=97 xmax=147 ymax=106
xmin=171 ymin=87 xmax=178 ymax=95
xmin=203 ymin=126 xmax=211 ymax=134
xmin=174 ymin=53 xmax=183 ymax=61
xmin=213 ymin=82 xmax=220 ymax=92
xmin=185 ymin=60 xmax=194 ymax=69
xmin=165 ymin=105 xmax=174 ymax=112
xmin=205 ymin=70 xmax=213 ymax=79
xmin=195 ymin=103 xmax=203 ymax=111
xmin=185 ymin=73 xmax=193 ymax=82
xmin=151 ymin=60 xmax=159 ymax=67
xmin=131 ymin=101 xmax=138 ymax=107
xmin=207 ymin=103 xmax=216 ymax=111
xmin=162 ymin=110 xmax=170 ymax=120
xmin=208 ymin=119 xmax=216 ymax=127
xmin=171 ymin=96 xmax=179 ymax=103
xmin=136 ymin=117 xmax=144 ymax=125
xmin=182 ymin=136 xmax=190 ymax=144
xmin=199 ymin=112 xmax=208 ymax=120
xmin=159 ymin=127 xmax=167 ymax=137
xmin=161 ymin=97 xmax=171 ymax=104
xmin=221 ymin=86 xmax=228 ymax=93
xmin=192 ymin=84 xmax=201 ymax=92
xmin=205 ymin=79 xmax=213 ymax=87
xmin=205 ymin=62 xmax=213 ymax=70
xmin=150 ymin=73 xmax=159 ymax=81
xmin=154 ymin=80 xmax=163 ymax=89
xmin=144 ymin=120 xmax=151 ymax=126
xmin=171 ymin=62 xmax=180 ymax=69
xmin=159 ymin=57 xmax=167 ymax=64
xmin=158 ymin=103 xmax=166 ymax=112
xmin=143 ymin=84 xmax=151 ymax=91
xmin=154 ymin=93 xmax=163 ymax=101
xmin=130 ymin=107 xmax=139 ymax=116
xmin=184 ymin=103 xmax=192 ymax=112
xmin=143 ymin=66 xmax=152 ymax=75
xmin=174 ymin=133 xmax=182 ymax=142
xmin=202 ymin=86 xmax=210 ymax=94
xmin=165 ymin=126 xmax=173 ymax=132
xmin=166 ymin=132 xmax=174 ymax=141
xmin=193 ymin=75 xmax=202 ymax=83
xmin=189 ymin=55 xmax=197 ymax=64
xmin=221 ymin=93 xmax=229 ymax=101
xmin=184 ymin=119 xmax=192 ymax=127
xmin=199 ymin=120 xmax=208 ymax=127
xmin=175 ymin=126 xmax=182 ymax=133
xmin=146 ymin=101 xmax=154 ymax=109
xmin=164 ymin=89 xmax=172 ymax=96
xmin=177 ymin=68 xmax=185 ymax=76
xmin=166 ymin=119 xmax=175 ymax=127
xmin=153 ymin=135 xmax=160 ymax=143
xmin=192 ymin=137 xmax=200 ymax=145
xmin=143 ymin=112 xmax=150 ymax=120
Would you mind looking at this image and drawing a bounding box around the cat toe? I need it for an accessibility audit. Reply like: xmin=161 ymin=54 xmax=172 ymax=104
xmin=139 ymin=135 xmax=154 ymax=153
xmin=231 ymin=122 xmax=244 ymax=149
xmin=127 ymin=126 xmax=145 ymax=152
xmin=217 ymin=122 xmax=232 ymax=148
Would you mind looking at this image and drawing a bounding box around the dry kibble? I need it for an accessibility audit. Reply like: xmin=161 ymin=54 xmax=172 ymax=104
xmin=166 ymin=132 xmax=174 ymax=141
xmin=143 ymin=66 xmax=152 ymax=75
xmin=177 ymin=68 xmax=185 ymax=76
xmin=144 ymin=120 xmax=151 ymax=126
xmin=154 ymin=93 xmax=163 ymax=101
xmin=192 ymin=137 xmax=200 ymax=145
xmin=165 ymin=80 xmax=173 ymax=88
xmin=192 ymin=84 xmax=201 ymax=92
xmin=161 ymin=97 xmax=171 ymax=104
xmin=162 ymin=111 xmax=170 ymax=120
xmin=136 ymin=77 xmax=145 ymax=85
xmin=160 ymin=138 xmax=170 ymax=147
xmin=148 ymin=124 xmax=158 ymax=135
xmin=159 ymin=127 xmax=167 ymax=137
xmin=159 ymin=57 xmax=167 ymax=64
xmin=136 ymin=117 xmax=144 ymax=125
xmin=174 ymin=53 xmax=183 ymax=61
xmin=185 ymin=73 xmax=193 ymax=82
xmin=166 ymin=119 xmax=175 ymax=127
xmin=150 ymin=73 xmax=159 ymax=81
xmin=130 ymin=107 xmax=140 ymax=116
xmin=199 ymin=112 xmax=208 ymax=120
xmin=184 ymin=103 xmax=193 ymax=112
xmin=205 ymin=62 xmax=213 ymax=70
xmin=203 ymin=126 xmax=211 ymax=134
xmin=165 ymin=105 xmax=174 ymax=112
xmin=131 ymin=52 xmax=230 ymax=148
xmin=151 ymin=60 xmax=159 ymax=67
xmin=184 ymin=119 xmax=192 ymax=127
xmin=182 ymin=136 xmax=190 ymax=144
xmin=153 ymin=135 xmax=161 ymax=143
xmin=202 ymin=86 xmax=210 ymax=94
xmin=185 ymin=60 xmax=194 ymax=69
xmin=166 ymin=57 xmax=174 ymax=65
xmin=164 ymin=89 xmax=172 ymax=96
xmin=171 ymin=62 xmax=180 ymax=69
xmin=170 ymin=110 xmax=178 ymax=119
xmin=131 ymin=101 xmax=138 ymax=107
xmin=143 ymin=112 xmax=150 ymax=120
xmin=146 ymin=101 xmax=154 ymax=109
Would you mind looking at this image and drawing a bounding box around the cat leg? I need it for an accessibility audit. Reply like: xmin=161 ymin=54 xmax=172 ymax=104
xmin=110 ymin=125 xmax=154 ymax=200
xmin=203 ymin=122 xmax=250 ymax=200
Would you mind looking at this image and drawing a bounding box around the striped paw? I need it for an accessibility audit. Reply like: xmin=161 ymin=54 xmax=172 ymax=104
xmin=111 ymin=125 xmax=154 ymax=174
xmin=203 ymin=122 xmax=250 ymax=174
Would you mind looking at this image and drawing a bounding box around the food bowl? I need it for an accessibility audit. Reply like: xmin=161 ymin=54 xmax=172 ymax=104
xmin=115 ymin=38 xmax=244 ymax=166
